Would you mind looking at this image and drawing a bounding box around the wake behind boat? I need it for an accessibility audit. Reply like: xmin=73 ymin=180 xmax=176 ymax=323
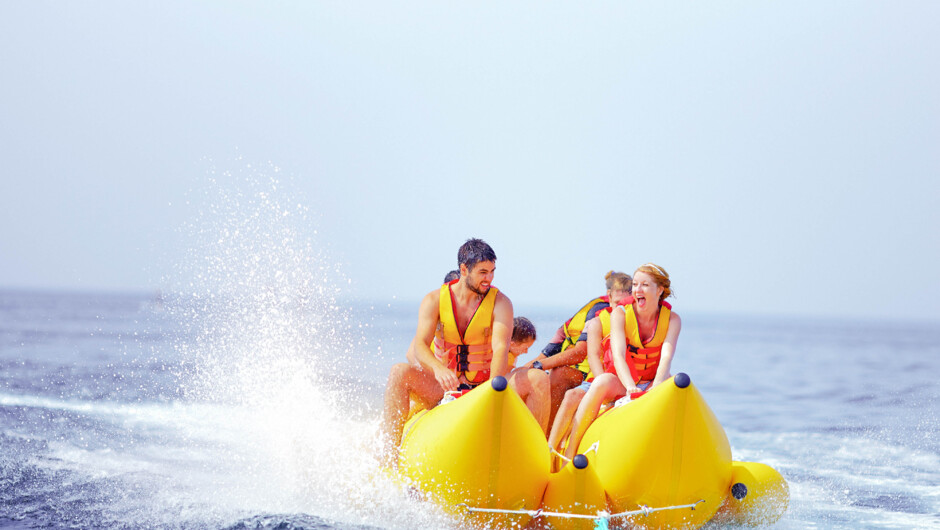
xmin=396 ymin=373 xmax=788 ymax=529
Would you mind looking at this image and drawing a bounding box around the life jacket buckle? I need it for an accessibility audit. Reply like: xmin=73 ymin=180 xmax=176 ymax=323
xmin=454 ymin=344 xmax=470 ymax=372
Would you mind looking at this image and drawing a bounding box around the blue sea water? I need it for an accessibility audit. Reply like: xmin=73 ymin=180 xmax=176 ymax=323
xmin=2 ymin=175 xmax=938 ymax=529
xmin=1 ymin=288 xmax=938 ymax=529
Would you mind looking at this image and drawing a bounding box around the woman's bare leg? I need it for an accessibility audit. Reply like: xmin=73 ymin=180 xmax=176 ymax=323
xmin=547 ymin=386 xmax=586 ymax=471
xmin=563 ymin=374 xmax=625 ymax=461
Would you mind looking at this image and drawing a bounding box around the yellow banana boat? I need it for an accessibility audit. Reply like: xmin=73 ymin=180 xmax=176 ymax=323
xmin=398 ymin=376 xmax=550 ymax=528
xmin=396 ymin=373 xmax=788 ymax=529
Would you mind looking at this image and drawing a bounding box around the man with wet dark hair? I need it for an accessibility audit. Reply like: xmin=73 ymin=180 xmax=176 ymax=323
xmin=380 ymin=238 xmax=548 ymax=466
xmin=456 ymin=238 xmax=497 ymax=278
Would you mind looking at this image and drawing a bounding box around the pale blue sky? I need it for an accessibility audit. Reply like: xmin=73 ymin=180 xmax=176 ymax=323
xmin=2 ymin=2 xmax=938 ymax=321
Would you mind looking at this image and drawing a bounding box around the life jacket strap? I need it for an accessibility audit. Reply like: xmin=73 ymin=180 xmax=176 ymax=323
xmin=625 ymin=344 xmax=661 ymax=385
xmin=433 ymin=337 xmax=493 ymax=380
xmin=626 ymin=344 xmax=662 ymax=357
xmin=434 ymin=337 xmax=490 ymax=355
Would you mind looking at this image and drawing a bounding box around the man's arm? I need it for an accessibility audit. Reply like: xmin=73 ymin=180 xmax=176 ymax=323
xmin=536 ymin=340 xmax=587 ymax=370
xmin=488 ymin=292 xmax=513 ymax=378
xmin=412 ymin=290 xmax=459 ymax=391
xmin=522 ymin=353 xmax=548 ymax=369
xmin=405 ymin=339 xmax=417 ymax=365
xmin=522 ymin=327 xmax=564 ymax=368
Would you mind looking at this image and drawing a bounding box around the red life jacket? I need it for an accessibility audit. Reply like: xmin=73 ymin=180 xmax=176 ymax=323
xmin=602 ymin=300 xmax=673 ymax=388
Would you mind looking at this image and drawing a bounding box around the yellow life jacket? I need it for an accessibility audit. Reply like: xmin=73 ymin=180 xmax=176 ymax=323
xmin=573 ymin=304 xmax=617 ymax=379
xmin=432 ymin=282 xmax=498 ymax=385
xmin=560 ymin=295 xmax=609 ymax=351
xmin=602 ymin=301 xmax=672 ymax=385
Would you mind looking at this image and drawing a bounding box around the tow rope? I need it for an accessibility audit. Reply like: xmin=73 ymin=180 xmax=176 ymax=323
xmin=455 ymin=499 xmax=705 ymax=529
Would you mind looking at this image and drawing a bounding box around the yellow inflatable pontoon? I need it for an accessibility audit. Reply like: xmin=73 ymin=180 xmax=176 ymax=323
xmin=396 ymin=373 xmax=788 ymax=529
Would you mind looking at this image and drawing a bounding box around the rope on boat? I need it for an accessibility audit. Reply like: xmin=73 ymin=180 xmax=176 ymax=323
xmin=549 ymin=447 xmax=569 ymax=464
xmin=549 ymin=440 xmax=600 ymax=464
xmin=455 ymin=498 xmax=705 ymax=521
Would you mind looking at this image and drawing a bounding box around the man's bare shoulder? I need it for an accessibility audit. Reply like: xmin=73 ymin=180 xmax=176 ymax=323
xmin=424 ymin=287 xmax=442 ymax=301
xmin=494 ymin=289 xmax=512 ymax=307
xmin=419 ymin=288 xmax=442 ymax=309
xmin=493 ymin=291 xmax=513 ymax=322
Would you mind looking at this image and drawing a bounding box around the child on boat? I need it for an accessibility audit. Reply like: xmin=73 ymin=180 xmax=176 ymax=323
xmin=508 ymin=316 xmax=537 ymax=368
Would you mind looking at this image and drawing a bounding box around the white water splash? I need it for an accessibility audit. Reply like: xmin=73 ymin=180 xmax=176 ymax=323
xmin=154 ymin=160 xmax=458 ymax=529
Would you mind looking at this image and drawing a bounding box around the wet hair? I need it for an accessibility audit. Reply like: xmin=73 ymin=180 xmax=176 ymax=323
xmin=634 ymin=263 xmax=673 ymax=301
xmin=512 ymin=316 xmax=537 ymax=343
xmin=457 ymin=238 xmax=497 ymax=272
xmin=604 ymin=270 xmax=632 ymax=293
xmin=443 ymin=270 xmax=460 ymax=283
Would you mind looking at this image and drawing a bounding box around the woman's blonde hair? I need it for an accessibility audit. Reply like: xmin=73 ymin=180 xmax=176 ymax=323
xmin=604 ymin=270 xmax=632 ymax=293
xmin=634 ymin=263 xmax=673 ymax=301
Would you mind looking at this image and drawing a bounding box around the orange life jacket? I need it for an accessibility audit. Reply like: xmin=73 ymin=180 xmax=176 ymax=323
xmin=602 ymin=300 xmax=672 ymax=386
xmin=432 ymin=280 xmax=498 ymax=385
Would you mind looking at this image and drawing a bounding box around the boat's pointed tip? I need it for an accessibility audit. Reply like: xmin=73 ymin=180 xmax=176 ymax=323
xmin=572 ymin=454 xmax=589 ymax=469
xmin=674 ymin=372 xmax=691 ymax=388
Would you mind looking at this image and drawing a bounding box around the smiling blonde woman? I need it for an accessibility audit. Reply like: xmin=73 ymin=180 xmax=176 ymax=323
xmin=559 ymin=263 xmax=682 ymax=463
